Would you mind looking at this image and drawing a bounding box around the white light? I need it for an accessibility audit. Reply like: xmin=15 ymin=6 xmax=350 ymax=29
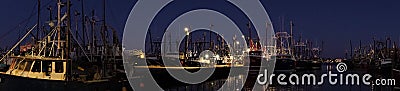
xmin=184 ymin=27 xmax=189 ymax=32
xmin=215 ymin=55 xmax=220 ymax=59
xmin=140 ymin=54 xmax=145 ymax=59
xmin=184 ymin=27 xmax=189 ymax=35
xmin=205 ymin=54 xmax=209 ymax=59
xmin=236 ymin=41 xmax=239 ymax=44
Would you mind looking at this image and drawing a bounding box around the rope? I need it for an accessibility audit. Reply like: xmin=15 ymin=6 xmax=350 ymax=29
xmin=70 ymin=29 xmax=92 ymax=62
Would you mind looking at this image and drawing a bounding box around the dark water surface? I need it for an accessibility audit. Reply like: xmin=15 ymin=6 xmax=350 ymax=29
xmin=159 ymin=63 xmax=394 ymax=91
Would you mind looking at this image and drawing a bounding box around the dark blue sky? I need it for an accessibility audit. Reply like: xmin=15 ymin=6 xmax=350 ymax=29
xmin=0 ymin=0 xmax=399 ymax=58
xmin=263 ymin=0 xmax=400 ymax=58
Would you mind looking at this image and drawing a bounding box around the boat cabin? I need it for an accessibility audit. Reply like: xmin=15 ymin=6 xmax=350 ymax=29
xmin=5 ymin=56 xmax=67 ymax=80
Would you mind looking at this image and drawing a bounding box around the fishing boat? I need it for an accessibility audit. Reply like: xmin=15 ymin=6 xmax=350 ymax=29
xmin=0 ymin=0 xmax=129 ymax=90
xmin=274 ymin=32 xmax=296 ymax=71
xmin=274 ymin=20 xmax=324 ymax=71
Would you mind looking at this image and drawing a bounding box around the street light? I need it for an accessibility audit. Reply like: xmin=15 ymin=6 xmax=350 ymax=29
xmin=184 ymin=27 xmax=190 ymax=62
xmin=184 ymin=27 xmax=189 ymax=35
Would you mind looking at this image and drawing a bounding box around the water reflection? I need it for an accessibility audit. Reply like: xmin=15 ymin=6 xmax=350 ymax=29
xmin=160 ymin=63 xmax=393 ymax=91
xmin=124 ymin=51 xmax=394 ymax=91
xmin=163 ymin=73 xmax=245 ymax=91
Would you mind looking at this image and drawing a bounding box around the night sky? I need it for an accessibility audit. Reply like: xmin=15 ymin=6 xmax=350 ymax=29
xmin=0 ymin=0 xmax=399 ymax=58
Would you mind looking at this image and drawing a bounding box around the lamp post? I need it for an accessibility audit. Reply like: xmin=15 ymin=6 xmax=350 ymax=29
xmin=241 ymin=35 xmax=245 ymax=53
xmin=184 ymin=27 xmax=190 ymax=62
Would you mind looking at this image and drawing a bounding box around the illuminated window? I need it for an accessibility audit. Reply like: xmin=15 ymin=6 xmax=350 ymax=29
xmin=31 ymin=61 xmax=41 ymax=72
xmin=55 ymin=62 xmax=64 ymax=73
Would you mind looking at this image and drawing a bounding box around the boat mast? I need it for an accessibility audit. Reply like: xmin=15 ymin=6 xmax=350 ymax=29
xmin=102 ymin=0 xmax=107 ymax=77
xmin=37 ymin=0 xmax=41 ymax=41
xmin=57 ymin=0 xmax=61 ymax=58
xmin=247 ymin=22 xmax=252 ymax=50
xmin=47 ymin=5 xmax=53 ymax=35
xmin=91 ymin=10 xmax=95 ymax=62
xmin=169 ymin=30 xmax=172 ymax=52
xmin=350 ymin=40 xmax=353 ymax=60
xmin=103 ymin=0 xmax=106 ymax=28
xmin=248 ymin=21 xmax=251 ymax=43
xmin=66 ymin=0 xmax=71 ymax=81
xmin=290 ymin=21 xmax=294 ymax=55
xmin=209 ymin=24 xmax=213 ymax=50
xmin=149 ymin=29 xmax=153 ymax=53
xmin=101 ymin=0 xmax=108 ymax=48
xmin=81 ymin=0 xmax=86 ymax=46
